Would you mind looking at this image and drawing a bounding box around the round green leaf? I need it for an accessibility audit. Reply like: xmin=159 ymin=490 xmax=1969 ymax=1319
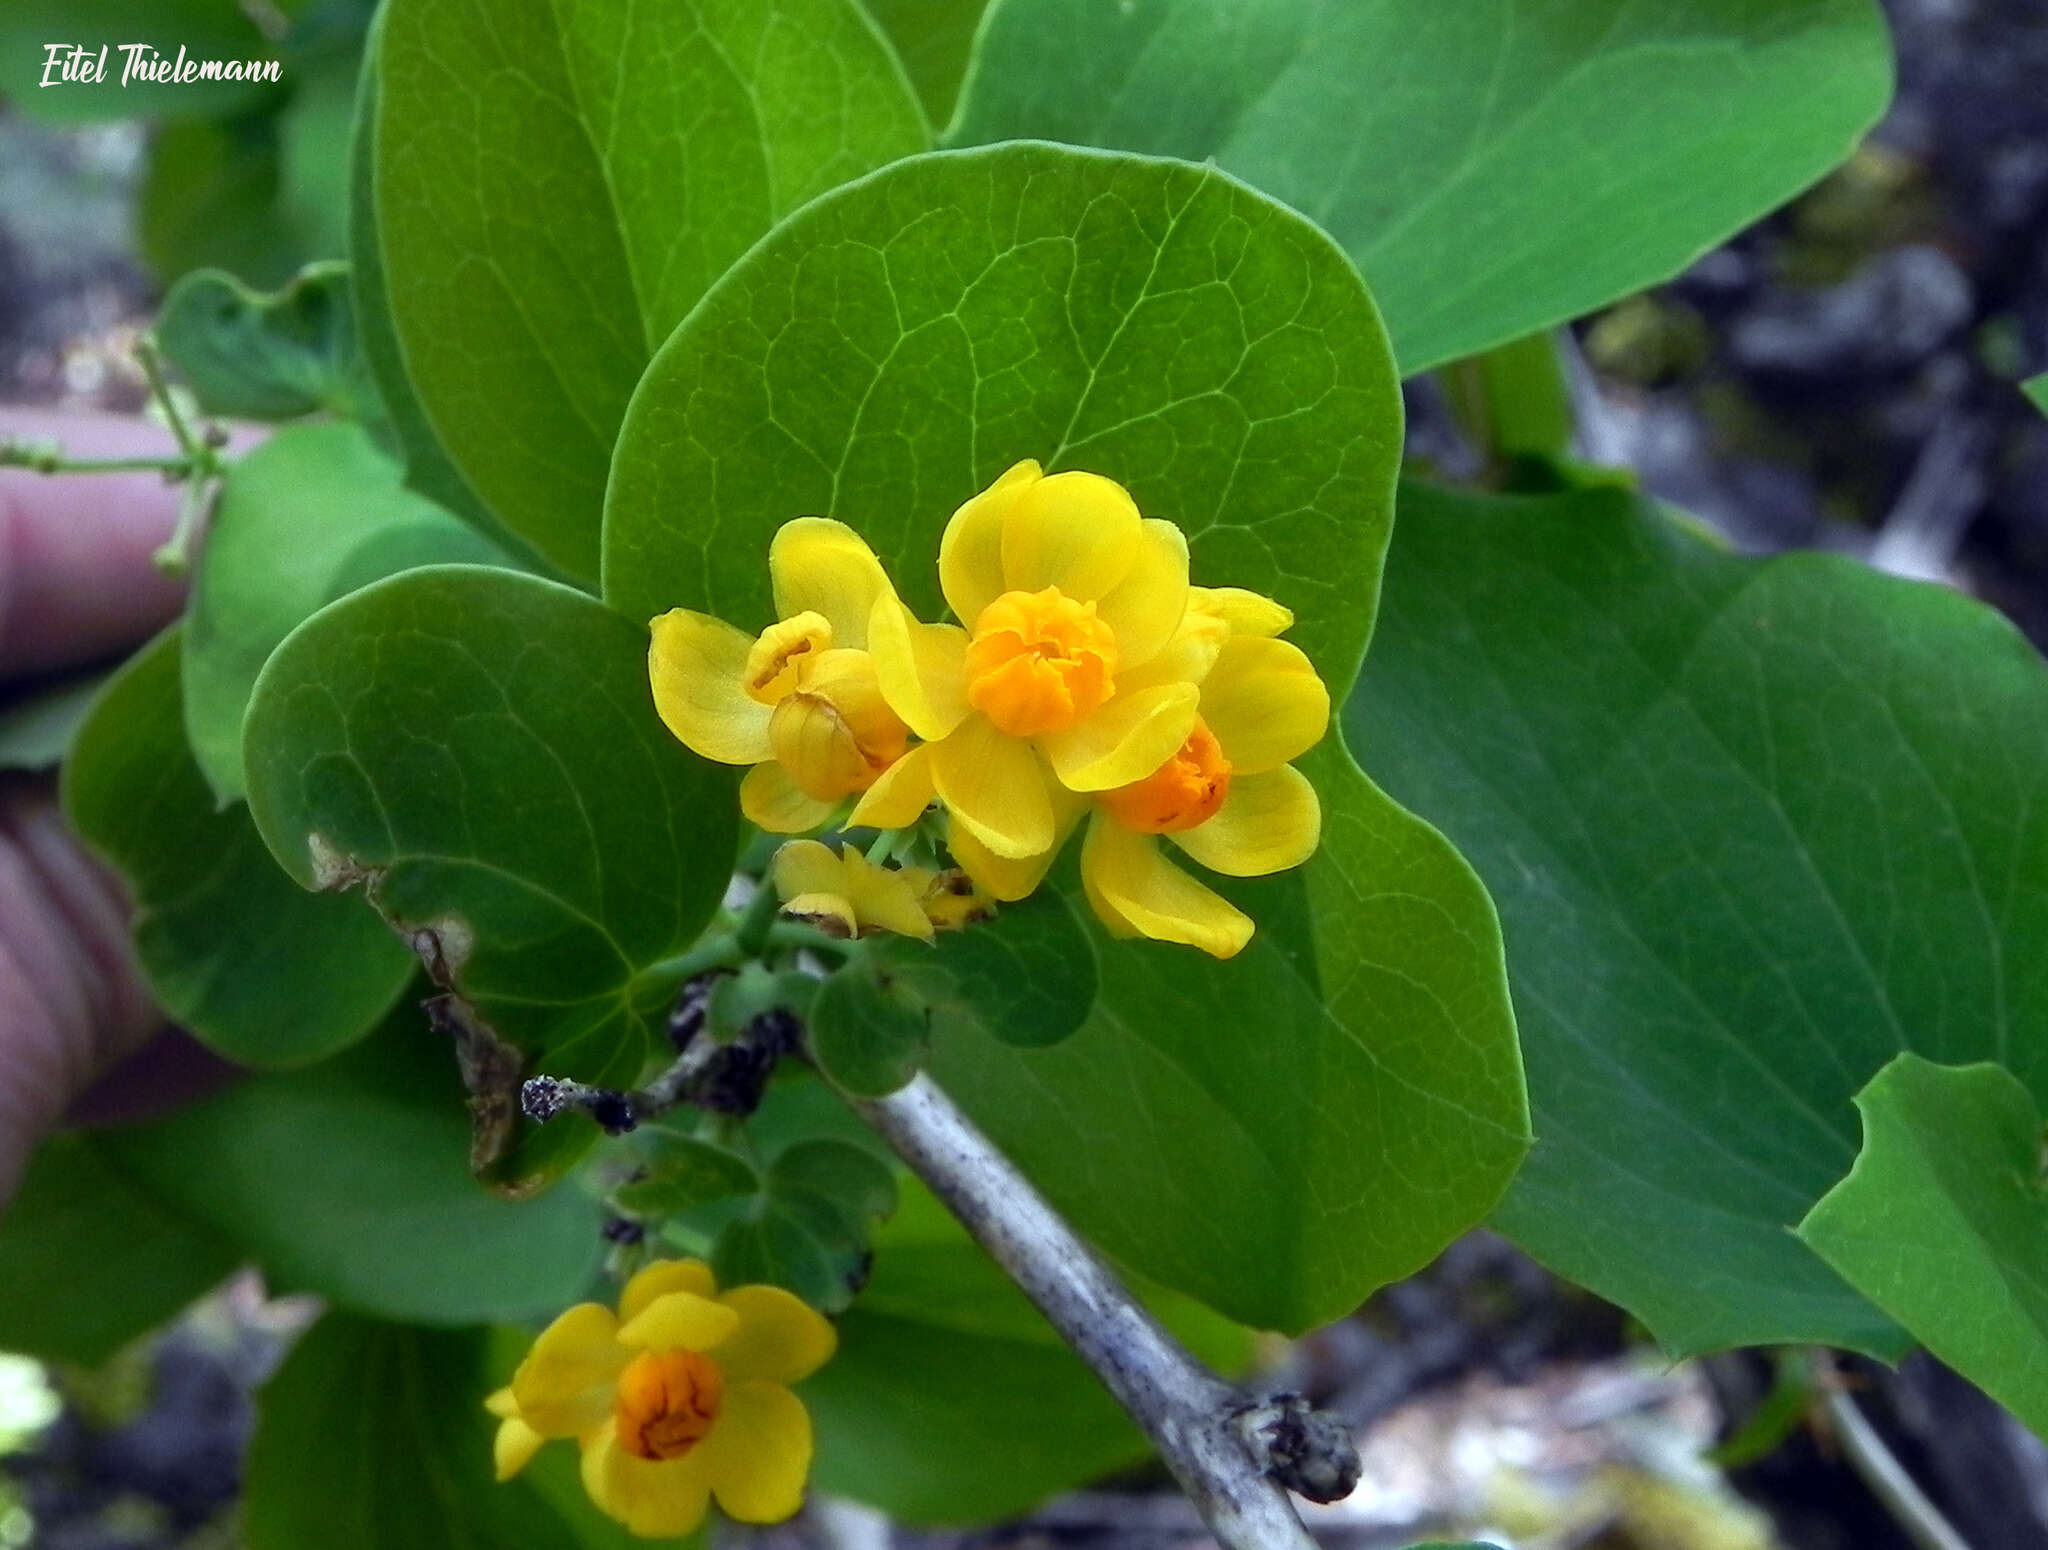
xmin=1353 ymin=480 xmax=2048 ymax=1358
xmin=156 ymin=263 xmax=376 ymax=423
xmin=374 ymin=0 xmax=927 ymax=580
xmin=606 ymin=142 xmax=1525 ymax=1333
xmin=948 ymin=0 xmax=1894 ymax=373
xmin=809 ymin=957 xmax=932 ymax=1098
xmin=242 ymin=566 xmax=738 ymax=1191
xmin=63 ymin=628 xmax=415 ymax=1067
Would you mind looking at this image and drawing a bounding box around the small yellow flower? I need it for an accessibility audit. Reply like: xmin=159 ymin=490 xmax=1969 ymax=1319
xmin=770 ymin=840 xmax=991 ymax=941
xmin=487 ymin=1260 xmax=835 ymax=1539
xmin=649 ymin=520 xmax=917 ymax=834
xmin=868 ymin=460 xmax=1202 ymax=882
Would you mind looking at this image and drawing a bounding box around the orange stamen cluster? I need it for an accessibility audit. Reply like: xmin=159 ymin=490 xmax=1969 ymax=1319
xmin=1098 ymin=719 xmax=1231 ymax=834
xmin=614 ymin=1349 xmax=725 ymax=1462
xmin=964 ymin=587 xmax=1118 ymax=736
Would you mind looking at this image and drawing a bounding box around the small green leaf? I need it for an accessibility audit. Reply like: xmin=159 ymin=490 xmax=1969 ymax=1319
xmin=809 ymin=957 xmax=931 ymax=1098
xmin=242 ymin=566 xmax=738 ymax=1191
xmin=606 ymin=141 xmax=1523 ymax=1334
xmin=98 ymin=998 xmax=602 ymax=1325
xmin=1800 ymin=1056 xmax=2048 ymax=1442
xmin=374 ymin=0 xmax=927 ymax=580
xmin=1352 ymin=480 xmax=2048 ymax=1358
xmin=156 ymin=263 xmax=375 ymax=422
xmin=63 ymin=628 xmax=414 ymax=1067
xmin=862 ymin=0 xmax=985 ymax=128
xmin=884 ymin=888 xmax=1096 ymax=1049
xmin=245 ymin=1313 xmax=665 ymax=1550
xmin=714 ymin=1139 xmax=897 ymax=1312
xmin=614 ymin=1132 xmax=760 ymax=1214
xmin=949 ymin=0 xmax=1894 ymax=373
xmin=807 ymin=1180 xmax=1250 ymax=1523
xmin=183 ymin=421 xmax=506 ymax=803
xmin=0 ymin=1136 xmax=235 ymax=1366
xmin=0 ymin=666 xmax=110 ymax=772
xmin=2026 ymin=373 xmax=2048 ymax=418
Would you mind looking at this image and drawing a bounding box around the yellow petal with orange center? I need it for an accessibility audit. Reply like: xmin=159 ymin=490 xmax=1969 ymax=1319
xmin=511 ymin=1302 xmax=628 ymax=1438
xmin=1041 ymin=681 xmax=1199 ymax=793
xmin=580 ymin=1418 xmax=714 ymax=1538
xmin=1096 ymin=717 xmax=1231 ymax=833
xmin=620 ymin=1259 xmax=719 ymax=1323
xmin=711 ymin=1285 xmax=840 ymax=1385
xmin=1199 ymin=635 xmax=1330 ymax=775
xmin=868 ymin=595 xmax=970 ymax=741
xmin=648 ymin=609 xmax=773 ymax=765
xmin=1094 ymin=518 xmax=1189 ymax=669
xmin=1171 ymin=765 xmax=1321 ymax=877
xmin=964 ymin=587 xmax=1119 ymax=737
xmin=740 ymin=761 xmax=839 ymax=834
xmin=1000 ymin=470 xmax=1141 ymax=603
xmin=696 ymin=1380 xmax=813 ymax=1524
xmin=618 ymin=1289 xmax=742 ymax=1353
xmin=940 ymin=458 xmax=1042 ymax=625
xmin=769 ymin=517 xmax=891 ymax=648
xmin=1079 ymin=816 xmax=1253 ymax=959
xmin=929 ymin=714 xmax=1056 ymax=859
xmin=846 ymin=742 xmax=935 ymax=830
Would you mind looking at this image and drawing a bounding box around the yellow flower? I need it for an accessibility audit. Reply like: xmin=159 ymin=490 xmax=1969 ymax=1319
xmin=868 ymin=461 xmax=1203 ymax=888
xmin=486 ymin=1259 xmax=835 ymax=1539
xmin=770 ymin=840 xmax=992 ymax=941
xmin=649 ymin=519 xmax=918 ymax=835
xmin=1076 ymin=592 xmax=1329 ymax=958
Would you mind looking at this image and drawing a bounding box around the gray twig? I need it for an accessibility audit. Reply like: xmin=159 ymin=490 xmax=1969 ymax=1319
xmin=849 ymin=1072 xmax=1357 ymax=1550
xmin=1818 ymin=1354 xmax=1973 ymax=1550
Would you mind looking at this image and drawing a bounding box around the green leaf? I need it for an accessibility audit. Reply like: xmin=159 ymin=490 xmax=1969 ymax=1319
xmin=614 ymin=1131 xmax=760 ymax=1214
xmin=809 ymin=956 xmax=931 ymax=1098
xmin=374 ymin=0 xmax=927 ymax=582
xmin=98 ymin=997 xmax=602 ymax=1325
xmin=183 ymin=420 xmax=506 ymax=803
xmin=0 ymin=666 xmax=110 ymax=772
xmin=948 ymin=0 xmax=1894 ymax=373
xmin=242 ymin=566 xmax=739 ymax=1191
xmin=607 ymin=141 xmax=1524 ymax=1333
xmin=0 ymin=0 xmax=282 ymax=123
xmin=807 ymin=1180 xmax=1250 ymax=1523
xmin=156 ymin=263 xmax=375 ymax=422
xmin=2026 ymin=373 xmax=2048 ymax=418
xmin=62 ymin=628 xmax=414 ymax=1067
xmin=1351 ymin=479 xmax=2048 ymax=1358
xmin=245 ymin=1313 xmax=667 ymax=1550
xmin=0 ymin=1136 xmax=235 ymax=1366
xmin=1799 ymin=1056 xmax=2048 ymax=1441
xmin=882 ymin=887 xmax=1097 ymax=1050
xmin=714 ymin=1139 xmax=897 ymax=1312
xmin=862 ymin=0 xmax=985 ymax=129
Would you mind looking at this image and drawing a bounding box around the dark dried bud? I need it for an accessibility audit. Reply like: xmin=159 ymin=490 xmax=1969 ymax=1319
xmin=588 ymin=1092 xmax=639 ymax=1134
xmin=601 ymin=1215 xmax=645 ymax=1245
xmin=668 ymin=969 xmax=733 ymax=1052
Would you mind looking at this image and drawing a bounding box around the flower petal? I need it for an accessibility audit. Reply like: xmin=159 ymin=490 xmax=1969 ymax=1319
xmin=1080 ymin=816 xmax=1253 ymax=959
xmin=1191 ymin=585 xmax=1293 ymax=638
xmin=494 ymin=1416 xmax=545 ymax=1481
xmin=648 ymin=610 xmax=773 ymax=765
xmin=929 ymin=714 xmax=1055 ymax=859
xmin=837 ymin=849 xmax=935 ymax=941
xmin=1000 ymin=471 xmax=1141 ymax=603
xmin=618 ymin=1289 xmax=743 ymax=1353
xmin=1115 ymin=605 xmax=1231 ymax=695
xmin=697 ymin=1381 xmax=812 ymax=1524
xmin=740 ymin=761 xmax=839 ymax=834
xmin=940 ymin=459 xmax=1041 ymax=624
xmin=869 ymin=596 xmax=970 ymax=742
xmin=580 ymin=1418 xmax=714 ymax=1538
xmin=484 ymin=1385 xmax=521 ymax=1420
xmin=1094 ymin=518 xmax=1188 ymax=669
xmin=620 ymin=1259 xmax=719 ymax=1323
xmin=1171 ymin=765 xmax=1321 ymax=877
xmin=1199 ymin=636 xmax=1330 ymax=774
xmin=512 ymin=1303 xmax=627 ymax=1438
xmin=769 ymin=518 xmax=891 ymax=648
xmin=711 ymin=1285 xmax=839 ymax=1385
xmin=768 ymin=841 xmax=842 ymax=908
xmin=947 ymin=789 xmax=1085 ymax=901
xmin=846 ymin=742 xmax=935 ymax=830
xmin=1041 ymin=682 xmax=1199 ymax=792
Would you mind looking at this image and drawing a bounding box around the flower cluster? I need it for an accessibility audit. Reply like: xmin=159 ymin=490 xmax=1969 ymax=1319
xmin=650 ymin=461 xmax=1329 ymax=958
xmin=489 ymin=1259 xmax=835 ymax=1538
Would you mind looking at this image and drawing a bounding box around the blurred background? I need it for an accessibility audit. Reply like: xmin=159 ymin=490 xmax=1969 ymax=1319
xmin=4 ymin=0 xmax=2048 ymax=1546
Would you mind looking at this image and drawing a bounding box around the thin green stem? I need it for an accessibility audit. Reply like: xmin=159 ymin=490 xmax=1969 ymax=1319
xmin=732 ymin=876 xmax=782 ymax=959
xmin=152 ymin=474 xmax=215 ymax=578
xmin=134 ymin=334 xmax=204 ymax=464
xmin=0 ymin=443 xmax=194 ymax=476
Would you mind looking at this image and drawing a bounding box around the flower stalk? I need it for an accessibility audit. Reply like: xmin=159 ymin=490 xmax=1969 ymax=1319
xmin=846 ymin=1070 xmax=1358 ymax=1550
